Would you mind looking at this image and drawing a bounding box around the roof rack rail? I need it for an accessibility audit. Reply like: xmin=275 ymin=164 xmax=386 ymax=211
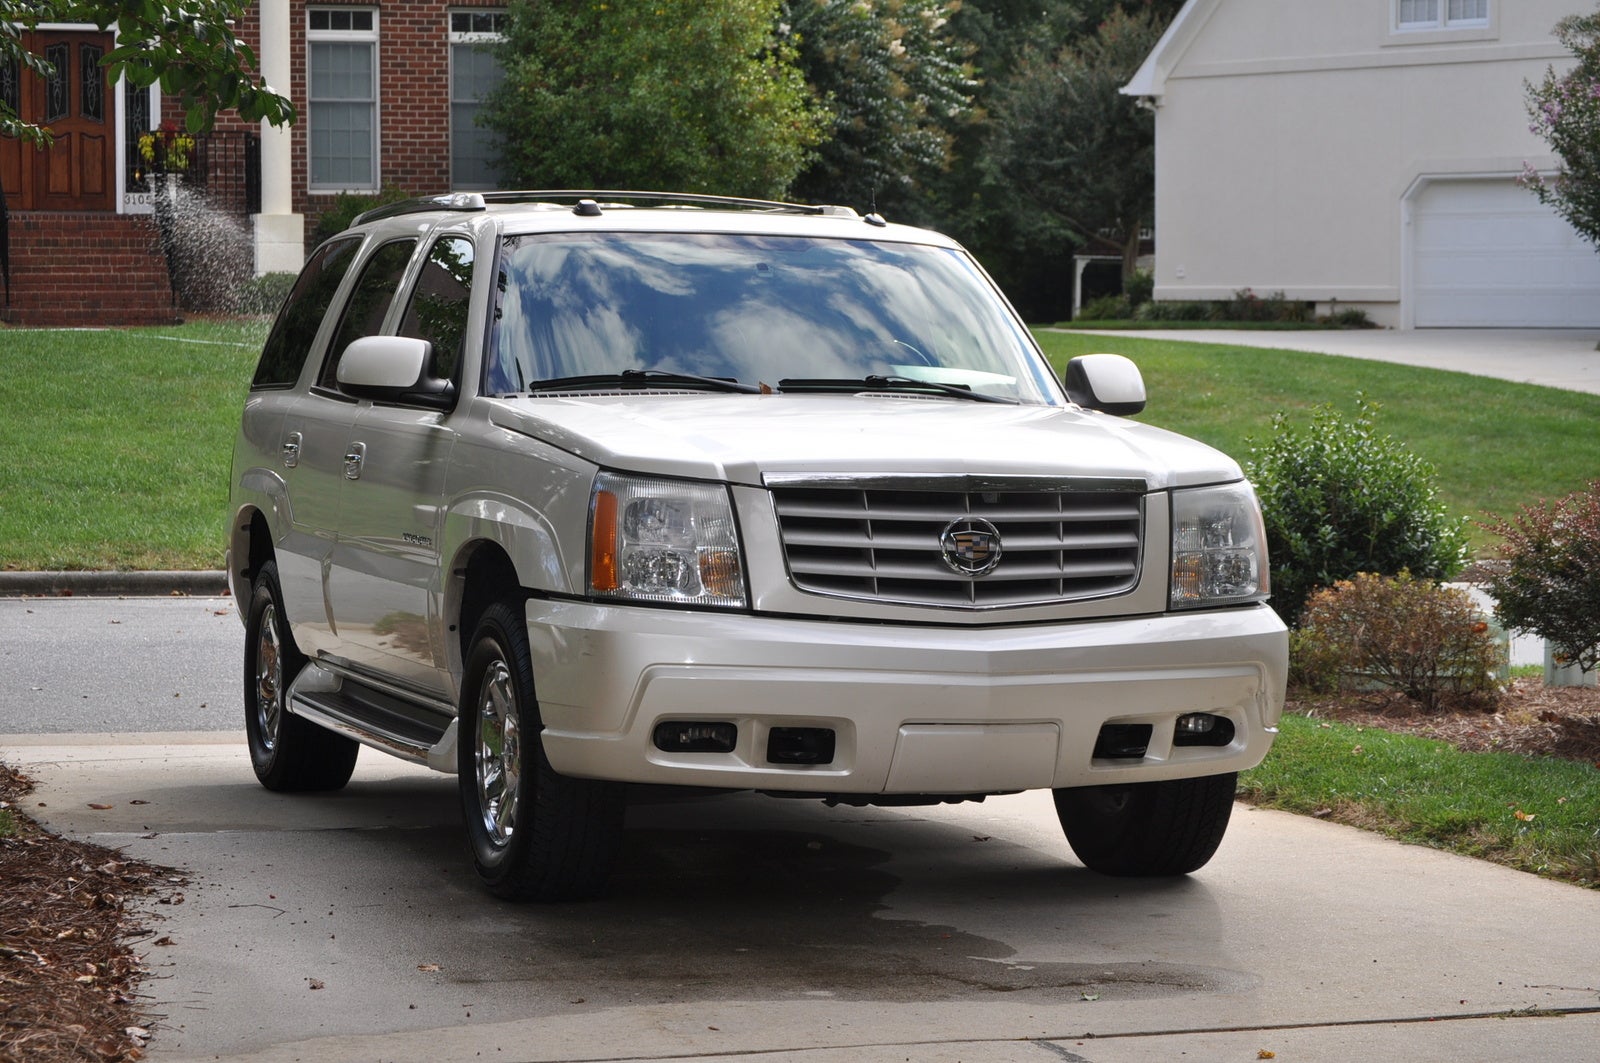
xmin=351 ymin=192 xmax=487 ymax=227
xmin=477 ymin=189 xmax=851 ymax=217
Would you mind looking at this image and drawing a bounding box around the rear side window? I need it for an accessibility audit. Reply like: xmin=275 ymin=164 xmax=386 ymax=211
xmin=251 ymin=237 xmax=360 ymax=389
xmin=319 ymin=238 xmax=419 ymax=390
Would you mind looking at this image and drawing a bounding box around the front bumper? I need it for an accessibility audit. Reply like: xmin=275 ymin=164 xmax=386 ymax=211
xmin=526 ymin=600 xmax=1287 ymax=794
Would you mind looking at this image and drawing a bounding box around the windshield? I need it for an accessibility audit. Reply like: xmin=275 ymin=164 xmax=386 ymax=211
xmin=486 ymin=232 xmax=1061 ymax=404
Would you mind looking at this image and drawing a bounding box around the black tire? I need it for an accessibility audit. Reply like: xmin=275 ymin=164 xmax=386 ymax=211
xmin=1053 ymin=771 xmax=1237 ymax=877
xmin=458 ymin=602 xmax=625 ymax=902
xmin=244 ymin=560 xmax=359 ymax=792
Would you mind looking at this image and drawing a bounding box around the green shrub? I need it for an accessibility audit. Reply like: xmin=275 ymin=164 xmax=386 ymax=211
xmin=1125 ymin=269 xmax=1154 ymax=308
xmin=308 ymin=186 xmax=411 ymax=247
xmin=1245 ymin=398 xmax=1469 ymax=626
xmin=1079 ymin=294 xmax=1131 ymax=320
xmin=1484 ymin=482 xmax=1600 ymax=674
xmin=1292 ymin=572 xmax=1501 ymax=711
xmin=1135 ymin=299 xmax=1212 ymax=322
xmin=1319 ymin=306 xmax=1375 ymax=329
xmin=232 ymin=271 xmax=298 ymax=316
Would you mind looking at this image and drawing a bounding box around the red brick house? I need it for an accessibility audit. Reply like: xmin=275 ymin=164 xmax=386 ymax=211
xmin=1 ymin=0 xmax=505 ymax=325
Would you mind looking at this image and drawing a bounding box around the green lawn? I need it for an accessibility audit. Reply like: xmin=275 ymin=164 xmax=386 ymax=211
xmin=1240 ymin=714 xmax=1600 ymax=887
xmin=0 ymin=319 xmax=267 ymax=570
xmin=1035 ymin=330 xmax=1600 ymax=551
xmin=3 ymin=321 xmax=1597 ymax=568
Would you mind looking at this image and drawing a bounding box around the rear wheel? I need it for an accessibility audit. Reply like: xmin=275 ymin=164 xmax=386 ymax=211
xmin=244 ymin=560 xmax=358 ymax=791
xmin=1053 ymin=772 xmax=1237 ymax=877
xmin=458 ymin=601 xmax=624 ymax=901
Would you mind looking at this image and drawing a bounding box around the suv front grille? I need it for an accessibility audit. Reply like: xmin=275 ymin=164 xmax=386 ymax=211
xmin=769 ymin=478 xmax=1145 ymax=608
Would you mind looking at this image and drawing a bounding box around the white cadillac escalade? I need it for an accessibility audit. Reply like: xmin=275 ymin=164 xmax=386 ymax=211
xmin=227 ymin=191 xmax=1287 ymax=901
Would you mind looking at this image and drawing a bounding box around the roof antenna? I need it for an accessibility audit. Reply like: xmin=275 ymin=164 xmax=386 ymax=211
xmin=864 ymin=185 xmax=887 ymax=228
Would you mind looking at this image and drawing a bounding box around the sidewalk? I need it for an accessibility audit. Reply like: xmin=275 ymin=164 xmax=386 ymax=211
xmin=1064 ymin=327 xmax=1600 ymax=394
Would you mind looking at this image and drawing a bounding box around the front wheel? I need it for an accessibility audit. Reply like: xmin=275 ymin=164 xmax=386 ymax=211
xmin=1053 ymin=772 xmax=1237 ymax=877
xmin=458 ymin=602 xmax=625 ymax=901
xmin=243 ymin=560 xmax=358 ymax=791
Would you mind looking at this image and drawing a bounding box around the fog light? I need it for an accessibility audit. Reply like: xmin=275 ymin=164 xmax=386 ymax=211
xmin=1173 ymin=713 xmax=1234 ymax=747
xmin=653 ymin=721 xmax=737 ymax=753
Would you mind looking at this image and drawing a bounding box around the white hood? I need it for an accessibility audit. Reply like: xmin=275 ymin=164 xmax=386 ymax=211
xmin=485 ymin=393 xmax=1243 ymax=490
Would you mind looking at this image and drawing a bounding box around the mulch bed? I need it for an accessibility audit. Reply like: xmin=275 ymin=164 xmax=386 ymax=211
xmin=1290 ymin=676 xmax=1600 ymax=766
xmin=0 ymin=764 xmax=184 ymax=1063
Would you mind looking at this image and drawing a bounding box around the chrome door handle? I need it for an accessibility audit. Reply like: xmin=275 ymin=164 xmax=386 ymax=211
xmin=281 ymin=432 xmax=302 ymax=468
xmin=344 ymin=441 xmax=366 ymax=480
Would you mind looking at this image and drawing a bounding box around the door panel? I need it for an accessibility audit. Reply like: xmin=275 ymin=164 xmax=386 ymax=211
xmin=6 ymin=32 xmax=116 ymax=212
xmin=327 ymin=408 xmax=456 ymax=696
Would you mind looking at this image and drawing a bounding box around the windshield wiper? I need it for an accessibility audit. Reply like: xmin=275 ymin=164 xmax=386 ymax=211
xmin=522 ymin=369 xmax=761 ymax=394
xmin=776 ymin=375 xmax=1016 ymax=404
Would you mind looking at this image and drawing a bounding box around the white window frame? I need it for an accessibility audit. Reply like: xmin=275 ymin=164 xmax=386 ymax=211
xmin=307 ymin=6 xmax=380 ymax=193
xmin=448 ymin=9 xmax=506 ymax=190
xmin=1393 ymin=0 xmax=1490 ymax=33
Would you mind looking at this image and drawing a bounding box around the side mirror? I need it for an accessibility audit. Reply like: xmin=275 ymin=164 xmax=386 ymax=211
xmin=1064 ymin=353 xmax=1146 ymax=416
xmin=336 ymin=336 xmax=456 ymax=410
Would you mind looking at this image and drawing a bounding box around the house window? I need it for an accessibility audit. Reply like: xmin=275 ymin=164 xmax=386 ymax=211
xmin=1396 ymin=0 xmax=1489 ymax=31
xmin=308 ymin=7 xmax=378 ymax=191
xmin=449 ymin=10 xmax=506 ymax=189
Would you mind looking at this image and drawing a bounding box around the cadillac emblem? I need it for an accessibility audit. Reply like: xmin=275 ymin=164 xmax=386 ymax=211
xmin=939 ymin=517 xmax=1003 ymax=576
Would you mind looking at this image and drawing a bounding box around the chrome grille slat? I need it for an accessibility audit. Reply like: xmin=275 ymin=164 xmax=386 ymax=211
xmin=770 ymin=482 xmax=1145 ymax=608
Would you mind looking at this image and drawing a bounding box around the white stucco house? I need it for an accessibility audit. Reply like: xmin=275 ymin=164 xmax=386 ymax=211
xmin=1124 ymin=0 xmax=1600 ymax=328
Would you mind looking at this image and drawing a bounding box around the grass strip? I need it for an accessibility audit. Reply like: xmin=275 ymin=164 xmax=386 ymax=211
xmin=1240 ymin=714 xmax=1600 ymax=887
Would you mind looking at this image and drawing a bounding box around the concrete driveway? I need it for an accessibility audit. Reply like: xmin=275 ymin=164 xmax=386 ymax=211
xmin=1066 ymin=327 xmax=1600 ymax=395
xmin=5 ymin=599 xmax=1599 ymax=1063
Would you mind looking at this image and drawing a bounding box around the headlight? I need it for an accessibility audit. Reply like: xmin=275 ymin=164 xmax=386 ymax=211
xmin=588 ymin=472 xmax=746 ymax=607
xmin=1170 ymin=482 xmax=1270 ymax=609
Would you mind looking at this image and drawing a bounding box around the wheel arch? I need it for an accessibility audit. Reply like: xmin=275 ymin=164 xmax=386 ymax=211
xmin=230 ymin=505 xmax=277 ymax=620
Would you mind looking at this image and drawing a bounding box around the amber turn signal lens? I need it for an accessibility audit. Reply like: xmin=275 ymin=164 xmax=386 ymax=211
xmin=590 ymin=489 xmax=619 ymax=592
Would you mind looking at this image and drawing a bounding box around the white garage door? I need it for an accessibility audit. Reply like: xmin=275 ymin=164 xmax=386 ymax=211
xmin=1412 ymin=178 xmax=1600 ymax=327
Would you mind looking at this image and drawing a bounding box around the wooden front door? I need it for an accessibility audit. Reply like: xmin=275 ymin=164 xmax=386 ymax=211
xmin=0 ymin=31 xmax=116 ymax=212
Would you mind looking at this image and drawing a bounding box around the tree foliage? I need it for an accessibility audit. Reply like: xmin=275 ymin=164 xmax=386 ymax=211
xmin=983 ymin=5 xmax=1164 ymax=279
xmin=485 ymin=0 xmax=827 ymax=199
xmin=1523 ymin=7 xmax=1600 ymax=248
xmin=1 ymin=0 xmax=293 ymax=146
xmin=786 ymin=0 xmax=977 ymax=210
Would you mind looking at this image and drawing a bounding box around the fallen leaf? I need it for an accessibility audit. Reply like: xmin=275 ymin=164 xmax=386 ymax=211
xmin=1258 ymin=1052 xmax=1276 ymax=1060
xmin=1350 ymin=745 xmax=1363 ymax=755
xmin=87 ymin=803 xmax=113 ymax=810
xmin=1080 ymin=992 xmax=1099 ymax=1002
xmin=153 ymin=936 xmax=174 ymax=947
xmin=308 ymin=978 xmax=325 ymax=990
xmin=130 ymin=799 xmax=149 ymax=806
xmin=1514 ymin=809 xmax=1536 ymax=822
xmin=418 ymin=963 xmax=441 ymax=972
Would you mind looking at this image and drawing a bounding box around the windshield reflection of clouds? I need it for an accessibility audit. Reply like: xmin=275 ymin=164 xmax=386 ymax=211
xmin=490 ymin=233 xmax=1053 ymax=402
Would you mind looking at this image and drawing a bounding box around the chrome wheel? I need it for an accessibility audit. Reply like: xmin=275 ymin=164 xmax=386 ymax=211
xmin=474 ymin=658 xmax=521 ymax=848
xmin=254 ymin=602 xmax=284 ymax=754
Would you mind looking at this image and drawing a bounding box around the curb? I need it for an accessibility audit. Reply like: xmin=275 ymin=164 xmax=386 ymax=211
xmin=0 ymin=570 xmax=229 ymax=598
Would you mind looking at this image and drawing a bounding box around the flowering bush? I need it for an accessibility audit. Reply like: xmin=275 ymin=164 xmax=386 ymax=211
xmin=1292 ymin=572 xmax=1502 ymax=711
xmin=1246 ymin=398 xmax=1470 ymax=627
xmin=1522 ymin=8 xmax=1600 ymax=248
xmin=1484 ymin=482 xmax=1600 ymax=674
xmin=137 ymin=123 xmax=196 ymax=172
